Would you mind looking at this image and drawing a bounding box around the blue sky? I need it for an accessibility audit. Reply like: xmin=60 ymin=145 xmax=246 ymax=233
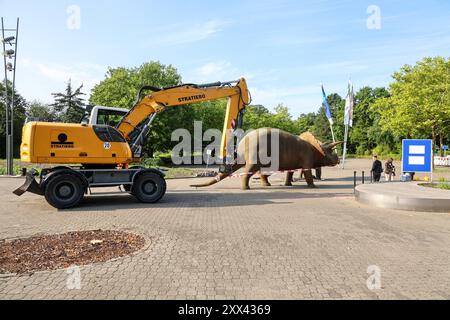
xmin=1 ymin=0 xmax=450 ymax=117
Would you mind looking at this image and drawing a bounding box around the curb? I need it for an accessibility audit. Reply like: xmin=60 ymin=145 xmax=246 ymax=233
xmin=355 ymin=184 xmax=450 ymax=213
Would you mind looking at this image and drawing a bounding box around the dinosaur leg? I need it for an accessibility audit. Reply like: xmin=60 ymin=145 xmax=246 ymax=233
xmin=260 ymin=174 xmax=271 ymax=187
xmin=241 ymin=173 xmax=253 ymax=190
xmin=299 ymin=169 xmax=305 ymax=180
xmin=304 ymin=169 xmax=316 ymax=188
xmin=241 ymin=165 xmax=257 ymax=190
xmin=285 ymin=171 xmax=294 ymax=186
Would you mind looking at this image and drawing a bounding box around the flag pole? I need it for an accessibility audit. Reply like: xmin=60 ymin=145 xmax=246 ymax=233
xmin=330 ymin=122 xmax=336 ymax=143
xmin=342 ymin=123 xmax=348 ymax=169
xmin=341 ymin=79 xmax=353 ymax=169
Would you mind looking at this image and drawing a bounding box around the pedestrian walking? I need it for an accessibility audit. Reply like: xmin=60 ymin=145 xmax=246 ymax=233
xmin=385 ymin=158 xmax=395 ymax=182
xmin=371 ymin=155 xmax=383 ymax=182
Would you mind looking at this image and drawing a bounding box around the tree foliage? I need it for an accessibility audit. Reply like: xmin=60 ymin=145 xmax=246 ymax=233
xmin=27 ymin=100 xmax=57 ymax=122
xmin=50 ymin=79 xmax=86 ymax=123
xmin=372 ymin=56 xmax=450 ymax=155
xmin=0 ymin=80 xmax=27 ymax=158
xmin=90 ymin=62 xmax=182 ymax=108
xmin=90 ymin=62 xmax=185 ymax=155
xmin=292 ymin=87 xmax=397 ymax=156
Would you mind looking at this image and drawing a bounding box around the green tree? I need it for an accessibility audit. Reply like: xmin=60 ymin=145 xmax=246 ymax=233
xmin=295 ymin=112 xmax=316 ymax=135
xmin=90 ymin=62 xmax=182 ymax=108
xmin=242 ymin=104 xmax=272 ymax=131
xmin=50 ymin=79 xmax=86 ymax=123
xmin=90 ymin=61 xmax=184 ymax=156
xmin=193 ymin=99 xmax=227 ymax=131
xmin=243 ymin=104 xmax=297 ymax=134
xmin=271 ymin=104 xmax=296 ymax=133
xmin=325 ymin=93 xmax=345 ymax=143
xmin=27 ymin=100 xmax=56 ymax=122
xmin=350 ymin=87 xmax=392 ymax=155
xmin=372 ymin=56 xmax=450 ymax=157
xmin=297 ymin=93 xmax=344 ymax=144
xmin=0 ymin=80 xmax=27 ymax=158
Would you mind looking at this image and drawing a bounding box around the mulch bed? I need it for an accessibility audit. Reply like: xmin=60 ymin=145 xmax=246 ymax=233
xmin=0 ymin=230 xmax=145 ymax=274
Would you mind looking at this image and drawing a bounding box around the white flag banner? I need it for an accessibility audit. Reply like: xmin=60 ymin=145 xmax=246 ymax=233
xmin=341 ymin=80 xmax=354 ymax=169
xmin=344 ymin=81 xmax=354 ymax=127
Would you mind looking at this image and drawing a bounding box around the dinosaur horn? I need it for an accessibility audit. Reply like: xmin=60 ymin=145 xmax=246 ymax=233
xmin=322 ymin=141 xmax=343 ymax=150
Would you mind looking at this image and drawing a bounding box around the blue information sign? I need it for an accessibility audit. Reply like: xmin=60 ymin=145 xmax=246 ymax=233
xmin=402 ymin=139 xmax=433 ymax=173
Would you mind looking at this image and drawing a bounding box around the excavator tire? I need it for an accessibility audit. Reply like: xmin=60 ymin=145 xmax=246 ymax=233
xmin=44 ymin=173 xmax=85 ymax=209
xmin=132 ymin=172 xmax=166 ymax=203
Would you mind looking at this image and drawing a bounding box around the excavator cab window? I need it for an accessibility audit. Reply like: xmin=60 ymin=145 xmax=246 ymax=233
xmin=93 ymin=125 xmax=126 ymax=143
xmin=97 ymin=109 xmax=127 ymax=127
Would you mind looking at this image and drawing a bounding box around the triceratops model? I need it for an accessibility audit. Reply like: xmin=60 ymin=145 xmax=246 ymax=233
xmin=191 ymin=129 xmax=342 ymax=190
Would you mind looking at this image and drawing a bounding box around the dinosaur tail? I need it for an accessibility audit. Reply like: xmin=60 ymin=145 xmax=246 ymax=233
xmin=190 ymin=163 xmax=244 ymax=188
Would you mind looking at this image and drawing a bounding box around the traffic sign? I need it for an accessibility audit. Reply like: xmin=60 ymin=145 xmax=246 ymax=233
xmin=402 ymin=139 xmax=433 ymax=173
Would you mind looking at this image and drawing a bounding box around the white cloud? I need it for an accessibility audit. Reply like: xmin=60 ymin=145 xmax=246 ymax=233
xmin=33 ymin=62 xmax=103 ymax=86
xmin=152 ymin=19 xmax=229 ymax=46
xmin=196 ymin=61 xmax=233 ymax=78
xmin=18 ymin=58 xmax=106 ymax=102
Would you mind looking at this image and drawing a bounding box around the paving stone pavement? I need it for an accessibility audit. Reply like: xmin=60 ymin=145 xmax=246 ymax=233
xmin=1 ymin=159 xmax=449 ymax=300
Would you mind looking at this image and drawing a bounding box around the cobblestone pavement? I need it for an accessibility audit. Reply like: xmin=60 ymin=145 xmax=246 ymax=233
xmin=1 ymin=159 xmax=449 ymax=299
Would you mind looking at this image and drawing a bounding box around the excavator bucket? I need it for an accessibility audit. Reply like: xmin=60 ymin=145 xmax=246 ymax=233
xmin=13 ymin=169 xmax=43 ymax=196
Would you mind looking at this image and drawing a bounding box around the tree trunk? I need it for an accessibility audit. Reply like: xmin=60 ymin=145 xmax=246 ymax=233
xmin=440 ymin=132 xmax=444 ymax=157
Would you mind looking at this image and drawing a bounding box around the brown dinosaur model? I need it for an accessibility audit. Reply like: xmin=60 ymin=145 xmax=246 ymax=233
xmin=191 ymin=129 xmax=342 ymax=190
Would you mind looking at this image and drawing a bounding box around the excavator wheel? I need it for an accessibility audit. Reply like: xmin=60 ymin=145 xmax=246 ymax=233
xmin=44 ymin=173 xmax=85 ymax=209
xmin=132 ymin=172 xmax=166 ymax=203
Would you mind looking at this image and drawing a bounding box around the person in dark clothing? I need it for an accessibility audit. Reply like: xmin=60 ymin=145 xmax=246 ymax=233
xmin=384 ymin=158 xmax=395 ymax=182
xmin=371 ymin=155 xmax=383 ymax=182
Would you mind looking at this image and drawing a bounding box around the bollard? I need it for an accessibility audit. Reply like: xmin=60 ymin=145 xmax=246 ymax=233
xmin=370 ymin=171 xmax=373 ymax=183
xmin=354 ymin=171 xmax=357 ymax=191
xmin=22 ymin=168 xmax=27 ymax=176
xmin=362 ymin=171 xmax=365 ymax=184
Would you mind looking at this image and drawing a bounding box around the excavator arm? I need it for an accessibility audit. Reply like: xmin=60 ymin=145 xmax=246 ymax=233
xmin=116 ymin=78 xmax=250 ymax=159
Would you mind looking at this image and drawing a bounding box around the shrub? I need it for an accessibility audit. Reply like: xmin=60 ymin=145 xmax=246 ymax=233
xmin=437 ymin=183 xmax=450 ymax=190
xmin=142 ymin=157 xmax=164 ymax=167
xmin=356 ymin=145 xmax=366 ymax=156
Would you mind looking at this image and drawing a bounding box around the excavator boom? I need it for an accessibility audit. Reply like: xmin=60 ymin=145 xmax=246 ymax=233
xmin=117 ymin=78 xmax=250 ymax=159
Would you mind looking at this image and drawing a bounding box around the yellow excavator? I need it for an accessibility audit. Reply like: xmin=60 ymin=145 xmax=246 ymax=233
xmin=14 ymin=78 xmax=251 ymax=208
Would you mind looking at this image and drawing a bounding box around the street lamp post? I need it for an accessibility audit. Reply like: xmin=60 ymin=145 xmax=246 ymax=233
xmin=1 ymin=17 xmax=19 ymax=176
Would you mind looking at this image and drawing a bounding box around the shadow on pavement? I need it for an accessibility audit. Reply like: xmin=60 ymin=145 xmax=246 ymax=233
xmin=67 ymin=186 xmax=355 ymax=212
